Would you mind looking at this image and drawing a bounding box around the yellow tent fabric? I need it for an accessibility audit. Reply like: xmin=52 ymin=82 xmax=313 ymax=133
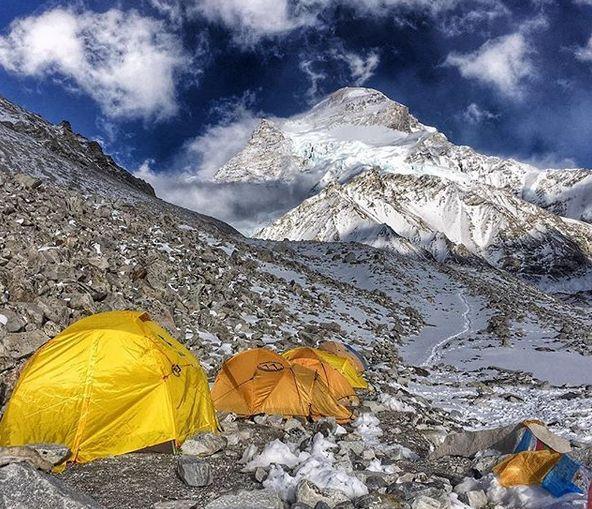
xmin=494 ymin=450 xmax=562 ymax=487
xmin=211 ymin=348 xmax=353 ymax=423
xmin=0 ymin=310 xmax=218 ymax=464
xmin=318 ymin=341 xmax=366 ymax=374
xmin=281 ymin=347 xmax=357 ymax=404
xmin=285 ymin=347 xmax=368 ymax=389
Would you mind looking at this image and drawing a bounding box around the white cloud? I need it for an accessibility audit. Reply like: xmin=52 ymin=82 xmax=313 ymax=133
xmin=300 ymin=47 xmax=380 ymax=100
xmin=575 ymin=36 xmax=592 ymax=62
xmin=159 ymin=0 xmax=508 ymax=44
xmin=332 ymin=49 xmax=380 ymax=86
xmin=300 ymin=59 xmax=327 ymax=100
xmin=439 ymin=1 xmax=510 ymax=36
xmin=0 ymin=7 xmax=190 ymax=120
xmin=445 ymin=33 xmax=534 ymax=98
xmin=192 ymin=0 xmax=317 ymax=44
xmin=462 ymin=103 xmax=499 ymax=124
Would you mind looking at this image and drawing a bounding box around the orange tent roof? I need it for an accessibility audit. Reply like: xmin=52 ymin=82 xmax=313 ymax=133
xmin=318 ymin=341 xmax=366 ymax=374
xmin=211 ymin=348 xmax=352 ymax=423
xmin=282 ymin=347 xmax=357 ymax=404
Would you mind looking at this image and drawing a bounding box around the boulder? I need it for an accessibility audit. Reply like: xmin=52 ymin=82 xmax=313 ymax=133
xmin=14 ymin=173 xmax=42 ymax=190
xmin=180 ymin=433 xmax=226 ymax=457
xmin=1 ymin=329 xmax=49 ymax=359
xmin=177 ymin=457 xmax=211 ymax=487
xmin=0 ymin=446 xmax=53 ymax=472
xmin=30 ymin=444 xmax=71 ymax=467
xmin=0 ymin=463 xmax=102 ymax=508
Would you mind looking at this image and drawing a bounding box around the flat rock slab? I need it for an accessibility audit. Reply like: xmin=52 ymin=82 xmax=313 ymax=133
xmin=0 ymin=463 xmax=102 ymax=508
xmin=204 ymin=489 xmax=283 ymax=509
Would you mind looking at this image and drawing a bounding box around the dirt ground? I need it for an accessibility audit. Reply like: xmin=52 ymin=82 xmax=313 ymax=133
xmin=60 ymin=423 xmax=286 ymax=509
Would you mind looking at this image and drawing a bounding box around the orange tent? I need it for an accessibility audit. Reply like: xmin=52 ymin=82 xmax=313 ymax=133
xmin=282 ymin=347 xmax=357 ymax=404
xmin=211 ymin=349 xmax=352 ymax=423
xmin=319 ymin=341 xmax=367 ymax=374
xmin=494 ymin=450 xmax=562 ymax=487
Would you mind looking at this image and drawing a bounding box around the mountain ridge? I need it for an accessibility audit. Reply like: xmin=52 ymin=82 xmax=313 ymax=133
xmin=207 ymin=87 xmax=592 ymax=284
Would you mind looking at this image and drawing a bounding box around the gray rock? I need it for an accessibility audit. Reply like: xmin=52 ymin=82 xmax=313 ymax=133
xmin=0 ymin=462 xmax=102 ymax=508
xmin=0 ymin=446 xmax=53 ymax=472
xmin=176 ymin=457 xmax=211 ymax=487
xmin=181 ymin=433 xmax=226 ymax=457
xmin=296 ymin=479 xmax=350 ymax=507
xmin=1 ymin=310 xmax=25 ymax=333
xmin=1 ymin=329 xmax=49 ymax=359
xmin=410 ymin=495 xmax=444 ymax=509
xmin=14 ymin=173 xmax=42 ymax=190
xmin=204 ymin=489 xmax=283 ymax=509
xmin=30 ymin=444 xmax=71 ymax=466
xmin=458 ymin=490 xmax=487 ymax=509
xmin=254 ymin=467 xmax=267 ymax=483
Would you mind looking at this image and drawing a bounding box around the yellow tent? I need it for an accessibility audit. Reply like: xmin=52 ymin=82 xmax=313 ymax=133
xmin=281 ymin=347 xmax=358 ymax=403
xmin=285 ymin=347 xmax=368 ymax=390
xmin=211 ymin=348 xmax=353 ymax=423
xmin=318 ymin=341 xmax=367 ymax=374
xmin=0 ymin=310 xmax=218 ymax=464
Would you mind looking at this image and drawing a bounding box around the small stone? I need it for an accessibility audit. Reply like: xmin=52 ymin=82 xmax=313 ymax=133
xmin=254 ymin=415 xmax=268 ymax=425
xmin=362 ymin=449 xmax=375 ymax=460
xmin=255 ymin=467 xmax=267 ymax=483
xmin=177 ymin=457 xmax=211 ymax=487
xmin=284 ymin=418 xmax=304 ymax=432
xmin=181 ymin=433 xmax=226 ymax=457
xmin=365 ymin=475 xmax=387 ymax=491
xmin=267 ymin=414 xmax=284 ymax=428
xmin=314 ymin=503 xmax=331 ymax=509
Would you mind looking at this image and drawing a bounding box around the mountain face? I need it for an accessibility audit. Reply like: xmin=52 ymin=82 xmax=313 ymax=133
xmin=212 ymin=87 xmax=592 ymax=281
xmin=0 ymin=96 xmax=155 ymax=198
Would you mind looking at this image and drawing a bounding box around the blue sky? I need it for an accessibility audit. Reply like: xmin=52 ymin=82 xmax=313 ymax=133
xmin=0 ymin=0 xmax=592 ymax=180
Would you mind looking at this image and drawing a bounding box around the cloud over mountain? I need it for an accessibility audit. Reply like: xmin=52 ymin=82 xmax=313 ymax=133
xmin=0 ymin=7 xmax=190 ymax=120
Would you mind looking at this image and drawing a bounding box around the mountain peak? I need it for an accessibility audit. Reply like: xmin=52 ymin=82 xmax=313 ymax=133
xmin=300 ymin=86 xmax=419 ymax=132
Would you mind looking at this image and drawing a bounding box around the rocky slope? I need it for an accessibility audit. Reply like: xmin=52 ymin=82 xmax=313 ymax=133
xmin=1 ymin=94 xmax=592 ymax=508
xmin=211 ymin=87 xmax=592 ymax=283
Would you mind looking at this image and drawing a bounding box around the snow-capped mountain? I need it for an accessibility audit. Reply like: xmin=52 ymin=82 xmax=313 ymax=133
xmin=212 ymin=87 xmax=592 ymax=278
